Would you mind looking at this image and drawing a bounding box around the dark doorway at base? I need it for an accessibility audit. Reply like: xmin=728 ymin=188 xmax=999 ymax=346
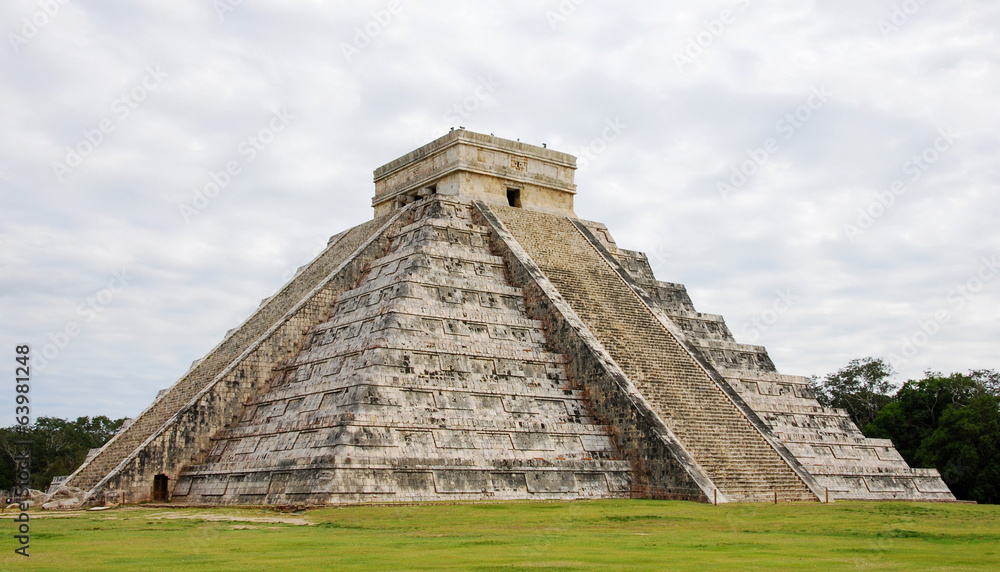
xmin=152 ymin=474 xmax=169 ymax=501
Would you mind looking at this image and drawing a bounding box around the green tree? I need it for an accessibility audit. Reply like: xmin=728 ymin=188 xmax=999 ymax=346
xmin=865 ymin=371 xmax=988 ymax=461
xmin=915 ymin=394 xmax=1000 ymax=504
xmin=864 ymin=369 xmax=1000 ymax=504
xmin=0 ymin=416 xmax=127 ymax=491
xmin=969 ymin=369 xmax=1000 ymax=397
xmin=811 ymin=357 xmax=896 ymax=429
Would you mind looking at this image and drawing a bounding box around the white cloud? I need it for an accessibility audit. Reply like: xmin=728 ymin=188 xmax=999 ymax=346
xmin=1 ymin=0 xmax=997 ymax=420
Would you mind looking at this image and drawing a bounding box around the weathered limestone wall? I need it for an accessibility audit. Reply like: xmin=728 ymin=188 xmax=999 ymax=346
xmin=171 ymin=197 xmax=632 ymax=505
xmin=67 ymin=212 xmax=401 ymax=502
xmin=432 ymin=170 xmax=577 ymax=218
xmin=373 ymin=129 xmax=577 ymax=218
xmin=724 ymin=371 xmax=955 ymax=500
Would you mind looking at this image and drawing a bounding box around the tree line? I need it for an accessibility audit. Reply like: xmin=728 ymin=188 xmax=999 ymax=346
xmin=811 ymin=358 xmax=999 ymax=504
xmin=0 ymin=416 xmax=127 ymax=492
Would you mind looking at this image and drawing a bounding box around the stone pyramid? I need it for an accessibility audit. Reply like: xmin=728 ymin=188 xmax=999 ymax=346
xmin=62 ymin=130 xmax=954 ymax=505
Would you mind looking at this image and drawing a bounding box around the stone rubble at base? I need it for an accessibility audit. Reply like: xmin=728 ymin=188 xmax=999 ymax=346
xmin=55 ymin=130 xmax=954 ymax=506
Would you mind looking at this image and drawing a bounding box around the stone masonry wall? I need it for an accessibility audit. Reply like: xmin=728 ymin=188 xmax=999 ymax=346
xmin=171 ymin=197 xmax=632 ymax=505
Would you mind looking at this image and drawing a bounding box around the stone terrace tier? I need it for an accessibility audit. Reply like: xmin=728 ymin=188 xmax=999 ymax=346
xmin=173 ymin=198 xmax=632 ymax=505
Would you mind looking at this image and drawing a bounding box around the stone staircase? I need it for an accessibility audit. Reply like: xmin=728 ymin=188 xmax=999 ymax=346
xmin=491 ymin=205 xmax=817 ymax=503
xmin=592 ymin=233 xmax=955 ymax=501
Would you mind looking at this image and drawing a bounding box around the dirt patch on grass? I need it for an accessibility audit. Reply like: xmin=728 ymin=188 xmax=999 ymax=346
xmin=17 ymin=510 xmax=91 ymax=518
xmin=31 ymin=506 xmax=314 ymax=525
xmin=138 ymin=512 xmax=313 ymax=526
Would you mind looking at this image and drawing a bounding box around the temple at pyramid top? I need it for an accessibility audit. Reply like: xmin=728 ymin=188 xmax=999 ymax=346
xmin=372 ymin=129 xmax=577 ymax=217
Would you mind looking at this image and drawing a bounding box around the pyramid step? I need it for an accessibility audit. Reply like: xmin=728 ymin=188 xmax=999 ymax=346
xmin=168 ymin=197 xmax=636 ymax=505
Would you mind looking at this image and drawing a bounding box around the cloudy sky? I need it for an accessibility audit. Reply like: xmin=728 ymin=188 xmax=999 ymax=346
xmin=1 ymin=0 xmax=997 ymax=422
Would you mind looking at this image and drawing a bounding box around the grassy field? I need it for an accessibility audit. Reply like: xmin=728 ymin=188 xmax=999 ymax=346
xmin=1 ymin=500 xmax=997 ymax=571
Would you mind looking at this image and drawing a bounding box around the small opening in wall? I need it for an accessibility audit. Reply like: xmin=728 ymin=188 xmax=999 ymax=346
xmin=152 ymin=474 xmax=169 ymax=501
xmin=417 ymin=184 xmax=436 ymax=199
xmin=507 ymin=188 xmax=521 ymax=208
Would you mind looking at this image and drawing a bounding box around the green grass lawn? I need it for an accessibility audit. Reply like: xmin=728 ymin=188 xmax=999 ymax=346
xmin=1 ymin=500 xmax=997 ymax=571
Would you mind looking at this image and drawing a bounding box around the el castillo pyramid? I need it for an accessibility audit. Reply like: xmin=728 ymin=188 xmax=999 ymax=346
xmin=62 ymin=130 xmax=954 ymax=505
